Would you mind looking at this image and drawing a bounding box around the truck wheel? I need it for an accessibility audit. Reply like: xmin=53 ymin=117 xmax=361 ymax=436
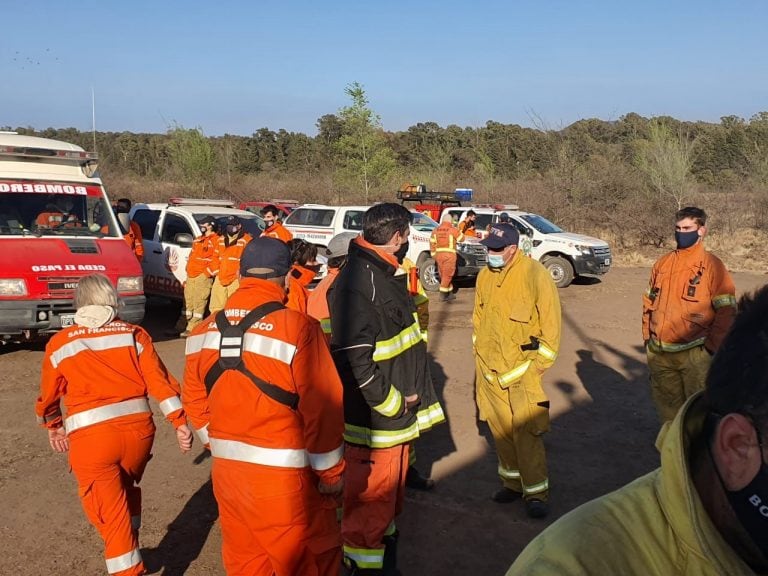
xmin=419 ymin=258 xmax=440 ymax=292
xmin=543 ymin=256 xmax=574 ymax=288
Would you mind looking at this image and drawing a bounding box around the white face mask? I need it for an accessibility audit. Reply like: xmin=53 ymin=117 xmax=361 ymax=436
xmin=487 ymin=254 xmax=506 ymax=268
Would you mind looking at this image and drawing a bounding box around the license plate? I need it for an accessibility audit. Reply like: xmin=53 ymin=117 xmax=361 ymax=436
xmin=604 ymin=258 xmax=611 ymax=265
xmin=60 ymin=314 xmax=76 ymax=327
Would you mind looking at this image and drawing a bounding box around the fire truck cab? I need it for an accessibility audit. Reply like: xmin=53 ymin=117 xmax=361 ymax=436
xmin=0 ymin=133 xmax=145 ymax=341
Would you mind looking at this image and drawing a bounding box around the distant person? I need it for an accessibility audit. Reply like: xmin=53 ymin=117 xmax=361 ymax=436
xmin=458 ymin=209 xmax=477 ymax=238
xmin=115 ymin=197 xmax=145 ymax=262
xmin=36 ymin=273 xmax=192 ymax=576
xmin=474 ymin=223 xmax=561 ymax=518
xmin=642 ymin=207 xmax=736 ymax=423
xmin=36 ymin=196 xmax=82 ymax=229
xmin=508 ymin=285 xmax=768 ymax=576
xmin=209 ymin=215 xmax=251 ymax=314
xmin=429 ymin=211 xmax=464 ymax=302
xmin=179 ymin=216 xmax=219 ymax=337
xmin=286 ymin=238 xmax=320 ymax=313
xmin=307 ymin=232 xmax=357 ymax=340
xmin=328 ymin=203 xmax=445 ymax=574
xmin=182 ymin=237 xmax=345 ymax=575
xmin=260 ymin=204 xmax=293 ymax=242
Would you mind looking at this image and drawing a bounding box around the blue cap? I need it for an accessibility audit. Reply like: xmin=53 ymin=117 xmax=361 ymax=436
xmin=480 ymin=223 xmax=520 ymax=250
xmin=240 ymin=237 xmax=291 ymax=279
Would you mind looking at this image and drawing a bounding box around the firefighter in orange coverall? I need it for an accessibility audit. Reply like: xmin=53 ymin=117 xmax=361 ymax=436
xmin=179 ymin=216 xmax=219 ymax=337
xmin=307 ymin=232 xmax=359 ymax=340
xmin=209 ymin=215 xmax=252 ymax=314
xmin=286 ymin=238 xmax=320 ymax=313
xmin=182 ymin=236 xmax=346 ymax=576
xmin=35 ymin=273 xmax=193 ymax=576
xmin=430 ymin=211 xmax=464 ymax=302
xmin=642 ymin=206 xmax=737 ymax=423
xmin=114 ymin=198 xmax=144 ymax=262
xmin=260 ymin=204 xmax=294 ymax=242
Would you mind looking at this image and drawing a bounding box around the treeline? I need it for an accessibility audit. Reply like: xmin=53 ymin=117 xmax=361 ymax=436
xmin=6 ymin=109 xmax=768 ymax=252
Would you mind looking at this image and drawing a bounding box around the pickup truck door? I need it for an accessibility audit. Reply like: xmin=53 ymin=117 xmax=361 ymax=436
xmin=154 ymin=212 xmax=193 ymax=299
xmin=132 ymin=208 xmax=169 ymax=297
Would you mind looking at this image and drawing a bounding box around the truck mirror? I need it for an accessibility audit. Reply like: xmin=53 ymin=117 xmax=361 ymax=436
xmin=116 ymin=212 xmax=131 ymax=234
xmin=174 ymin=233 xmax=194 ymax=247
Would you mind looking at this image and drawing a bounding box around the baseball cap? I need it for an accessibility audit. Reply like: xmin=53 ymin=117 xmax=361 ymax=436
xmin=224 ymin=215 xmax=242 ymax=226
xmin=326 ymin=232 xmax=358 ymax=259
xmin=498 ymin=213 xmax=511 ymax=223
xmin=240 ymin=237 xmax=291 ymax=279
xmin=480 ymin=223 xmax=520 ymax=251
xmin=198 ymin=216 xmax=216 ymax=226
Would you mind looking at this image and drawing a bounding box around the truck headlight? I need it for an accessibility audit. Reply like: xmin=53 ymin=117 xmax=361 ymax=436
xmin=574 ymin=244 xmax=593 ymax=256
xmin=117 ymin=276 xmax=143 ymax=293
xmin=0 ymin=279 xmax=27 ymax=296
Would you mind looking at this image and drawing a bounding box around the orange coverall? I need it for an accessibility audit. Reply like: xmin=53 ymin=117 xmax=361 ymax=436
xmin=209 ymin=231 xmax=252 ymax=313
xmin=36 ymin=321 xmax=186 ymax=576
xmin=182 ymin=279 xmax=346 ymax=576
xmin=261 ymin=222 xmax=294 ymax=243
xmin=430 ymin=221 xmax=464 ymax=294
xmin=124 ymin=220 xmax=144 ymax=262
xmin=286 ymin=264 xmax=316 ymax=314
xmin=307 ymin=267 xmax=340 ymax=340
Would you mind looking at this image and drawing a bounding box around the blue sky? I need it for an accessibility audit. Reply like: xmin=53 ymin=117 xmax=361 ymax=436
xmin=1 ymin=1 xmax=766 ymax=136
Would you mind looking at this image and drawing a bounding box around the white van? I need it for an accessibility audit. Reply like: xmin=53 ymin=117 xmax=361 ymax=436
xmin=444 ymin=207 xmax=612 ymax=288
xmin=283 ymin=204 xmax=486 ymax=291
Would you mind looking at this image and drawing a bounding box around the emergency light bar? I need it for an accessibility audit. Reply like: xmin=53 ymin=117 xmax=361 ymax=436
xmin=0 ymin=145 xmax=98 ymax=162
xmin=168 ymin=197 xmax=236 ymax=208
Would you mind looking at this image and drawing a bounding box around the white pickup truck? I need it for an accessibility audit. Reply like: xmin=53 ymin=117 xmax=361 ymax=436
xmin=129 ymin=198 xmax=264 ymax=300
xmin=283 ymin=204 xmax=487 ymax=291
xmin=444 ymin=207 xmax=611 ymax=288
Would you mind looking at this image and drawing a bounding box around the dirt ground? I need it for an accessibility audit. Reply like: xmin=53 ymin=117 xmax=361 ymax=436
xmin=2 ymin=266 xmax=766 ymax=575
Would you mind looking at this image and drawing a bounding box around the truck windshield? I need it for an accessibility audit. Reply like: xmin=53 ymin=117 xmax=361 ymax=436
xmin=410 ymin=212 xmax=438 ymax=231
xmin=0 ymin=191 xmax=120 ymax=237
xmin=520 ymin=214 xmax=564 ymax=234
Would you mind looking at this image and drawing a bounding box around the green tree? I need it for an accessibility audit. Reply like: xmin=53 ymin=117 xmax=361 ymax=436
xmin=167 ymin=124 xmax=216 ymax=195
xmin=635 ymin=120 xmax=696 ymax=210
xmin=335 ymin=82 xmax=396 ymax=203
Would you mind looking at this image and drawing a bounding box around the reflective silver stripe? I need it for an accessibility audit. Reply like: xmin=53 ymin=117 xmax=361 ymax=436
xmin=185 ymin=331 xmax=221 ymax=355
xmin=221 ymin=337 xmax=242 ymax=346
xmin=51 ymin=333 xmax=137 ymax=368
xmin=105 ymin=547 xmax=142 ymax=573
xmin=158 ymin=396 xmax=182 ymax=416
xmin=308 ymin=444 xmax=344 ymax=471
xmin=220 ymin=348 xmax=240 ymax=357
xmin=185 ymin=330 xmax=297 ymax=366
xmin=196 ymin=424 xmax=210 ymax=444
xmin=498 ymin=464 xmax=521 ymax=479
xmin=243 ymin=333 xmax=297 ymax=365
xmin=210 ymin=438 xmax=309 ymax=468
xmin=523 ymin=479 xmax=549 ymax=495
xmin=65 ymin=398 xmax=150 ymax=434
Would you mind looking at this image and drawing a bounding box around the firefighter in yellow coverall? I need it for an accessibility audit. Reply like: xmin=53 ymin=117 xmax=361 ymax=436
xmin=473 ymin=223 xmax=561 ymax=519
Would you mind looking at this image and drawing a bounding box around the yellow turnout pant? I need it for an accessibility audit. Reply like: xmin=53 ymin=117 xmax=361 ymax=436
xmin=183 ymin=274 xmax=213 ymax=332
xmin=209 ymin=278 xmax=240 ymax=314
xmin=646 ymin=344 xmax=711 ymax=423
xmin=475 ymin=356 xmax=550 ymax=501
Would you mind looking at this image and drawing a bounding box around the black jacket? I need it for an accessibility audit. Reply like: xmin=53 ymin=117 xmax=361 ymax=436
xmin=328 ymin=241 xmax=444 ymax=448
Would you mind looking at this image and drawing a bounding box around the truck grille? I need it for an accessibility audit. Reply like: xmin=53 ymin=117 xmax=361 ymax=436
xmin=593 ymin=246 xmax=611 ymax=259
xmin=65 ymin=239 xmax=99 ymax=254
xmin=38 ymin=276 xmax=81 ymax=298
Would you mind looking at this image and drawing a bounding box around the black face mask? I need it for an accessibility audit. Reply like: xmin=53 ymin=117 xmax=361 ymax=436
xmin=725 ymin=428 xmax=768 ymax=559
xmin=226 ymin=225 xmax=240 ymax=236
xmin=394 ymin=241 xmax=409 ymax=264
xmin=675 ymin=230 xmax=699 ymax=249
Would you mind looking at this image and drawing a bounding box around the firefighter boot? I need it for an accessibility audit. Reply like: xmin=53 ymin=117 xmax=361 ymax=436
xmin=382 ymin=530 xmax=401 ymax=576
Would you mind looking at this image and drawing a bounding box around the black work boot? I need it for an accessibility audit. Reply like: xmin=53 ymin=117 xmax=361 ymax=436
xmin=382 ymin=530 xmax=401 ymax=576
xmin=405 ymin=465 xmax=436 ymax=491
